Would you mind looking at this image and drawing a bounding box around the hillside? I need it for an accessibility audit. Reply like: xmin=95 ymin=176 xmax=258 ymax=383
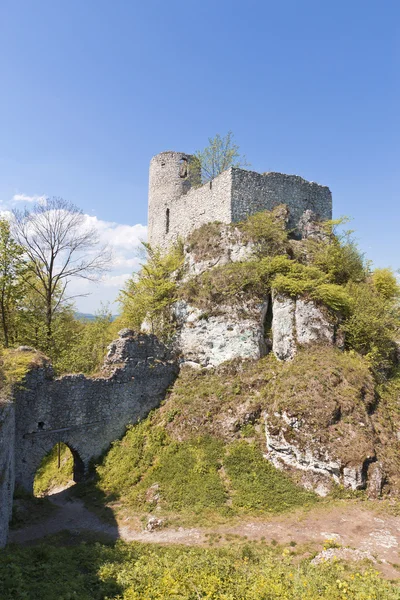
xmin=5 ymin=206 xmax=400 ymax=598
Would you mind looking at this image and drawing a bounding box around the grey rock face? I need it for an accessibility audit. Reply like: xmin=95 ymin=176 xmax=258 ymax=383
xmin=271 ymin=293 xmax=296 ymax=360
xmin=173 ymin=300 xmax=265 ymax=368
xmin=265 ymin=413 xmax=342 ymax=494
xmin=295 ymin=299 xmax=335 ymax=347
xmin=272 ymin=293 xmax=335 ymax=361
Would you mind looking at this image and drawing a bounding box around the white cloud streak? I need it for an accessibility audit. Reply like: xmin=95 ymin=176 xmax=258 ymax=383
xmin=12 ymin=193 xmax=47 ymax=203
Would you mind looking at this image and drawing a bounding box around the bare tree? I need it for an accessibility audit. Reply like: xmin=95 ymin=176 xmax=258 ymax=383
xmin=12 ymin=197 xmax=112 ymax=346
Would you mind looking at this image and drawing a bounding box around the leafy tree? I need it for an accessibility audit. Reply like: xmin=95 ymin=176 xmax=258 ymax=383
xmin=54 ymin=305 xmax=114 ymax=375
xmin=12 ymin=197 xmax=112 ymax=350
xmin=193 ymin=131 xmax=250 ymax=184
xmin=119 ymin=242 xmax=184 ymax=340
xmin=0 ymin=220 xmax=26 ymax=346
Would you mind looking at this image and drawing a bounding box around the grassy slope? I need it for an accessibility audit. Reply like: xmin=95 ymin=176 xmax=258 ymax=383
xmin=59 ymin=345 xmax=377 ymax=528
xmin=1 ymin=537 xmax=399 ymax=600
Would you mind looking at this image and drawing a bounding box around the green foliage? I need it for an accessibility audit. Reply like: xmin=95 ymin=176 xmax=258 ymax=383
xmin=239 ymin=205 xmax=289 ymax=256
xmin=224 ymin=441 xmax=315 ymax=512
xmin=311 ymin=283 xmax=352 ymax=313
xmin=0 ymin=539 xmax=398 ymax=600
xmin=0 ymin=219 xmax=26 ymax=347
xmin=53 ymin=305 xmax=114 ymax=375
xmin=342 ymin=281 xmax=400 ymax=374
xmin=193 ymin=131 xmax=250 ymax=184
xmin=305 ymin=218 xmax=367 ymax=285
xmin=372 ymin=267 xmax=400 ymax=300
xmin=129 ymin=436 xmax=227 ymax=513
xmin=119 ymin=242 xmax=184 ymax=340
xmin=33 ymin=443 xmax=73 ymax=497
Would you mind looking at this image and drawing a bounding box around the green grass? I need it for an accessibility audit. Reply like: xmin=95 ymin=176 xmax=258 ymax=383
xmin=93 ymin=420 xmax=315 ymax=522
xmin=33 ymin=442 xmax=73 ymax=497
xmin=224 ymin=441 xmax=315 ymax=512
xmin=0 ymin=538 xmax=398 ymax=600
xmin=0 ymin=348 xmax=48 ymax=387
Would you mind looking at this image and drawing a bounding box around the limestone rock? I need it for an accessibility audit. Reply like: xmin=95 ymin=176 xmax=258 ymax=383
xmin=173 ymin=300 xmax=265 ymax=368
xmin=271 ymin=293 xmax=296 ymax=360
xmin=295 ymin=299 xmax=335 ymax=347
xmin=311 ymin=547 xmax=376 ymax=565
xmin=146 ymin=516 xmax=164 ymax=532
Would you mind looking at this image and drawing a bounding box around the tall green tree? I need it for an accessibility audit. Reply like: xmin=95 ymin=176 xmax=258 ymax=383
xmin=119 ymin=242 xmax=184 ymax=340
xmin=194 ymin=131 xmax=250 ymax=184
xmin=0 ymin=219 xmax=26 ymax=347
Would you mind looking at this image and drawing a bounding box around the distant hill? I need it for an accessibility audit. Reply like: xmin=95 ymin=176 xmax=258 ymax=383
xmin=75 ymin=312 xmax=118 ymax=322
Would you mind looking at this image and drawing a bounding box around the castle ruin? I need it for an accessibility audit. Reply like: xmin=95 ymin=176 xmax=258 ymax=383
xmin=148 ymin=151 xmax=332 ymax=249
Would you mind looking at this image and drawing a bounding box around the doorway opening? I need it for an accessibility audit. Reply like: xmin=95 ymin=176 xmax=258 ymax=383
xmin=33 ymin=442 xmax=84 ymax=497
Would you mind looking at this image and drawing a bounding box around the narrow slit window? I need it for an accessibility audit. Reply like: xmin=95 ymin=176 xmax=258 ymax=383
xmin=166 ymin=208 xmax=170 ymax=234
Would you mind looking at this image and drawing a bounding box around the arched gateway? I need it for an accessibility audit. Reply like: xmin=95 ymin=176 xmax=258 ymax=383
xmin=12 ymin=330 xmax=178 ymax=495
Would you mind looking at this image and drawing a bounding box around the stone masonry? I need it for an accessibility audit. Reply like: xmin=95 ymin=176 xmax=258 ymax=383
xmin=148 ymin=151 xmax=332 ymax=249
xmin=0 ymin=331 xmax=178 ymax=547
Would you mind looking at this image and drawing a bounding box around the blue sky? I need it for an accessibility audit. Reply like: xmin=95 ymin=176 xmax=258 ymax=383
xmin=0 ymin=0 xmax=398 ymax=311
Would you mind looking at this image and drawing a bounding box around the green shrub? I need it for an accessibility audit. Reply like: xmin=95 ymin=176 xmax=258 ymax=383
xmin=239 ymin=205 xmax=289 ymax=256
xmin=311 ymin=283 xmax=351 ymax=313
xmin=371 ymin=267 xmax=400 ymax=300
xmin=342 ymin=282 xmax=399 ymax=374
xmin=305 ymin=218 xmax=367 ymax=285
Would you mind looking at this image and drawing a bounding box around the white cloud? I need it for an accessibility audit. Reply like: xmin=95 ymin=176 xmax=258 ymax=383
xmin=12 ymin=193 xmax=47 ymax=204
xmin=100 ymin=273 xmax=132 ymax=288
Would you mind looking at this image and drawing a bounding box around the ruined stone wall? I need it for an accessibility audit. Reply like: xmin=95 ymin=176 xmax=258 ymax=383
xmin=230 ymin=169 xmax=332 ymax=234
xmin=13 ymin=332 xmax=178 ymax=494
xmin=0 ymin=399 xmax=15 ymax=547
xmin=148 ymin=150 xmax=332 ymax=250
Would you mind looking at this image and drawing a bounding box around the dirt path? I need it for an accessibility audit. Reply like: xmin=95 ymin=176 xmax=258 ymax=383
xmin=8 ymin=489 xmax=400 ymax=579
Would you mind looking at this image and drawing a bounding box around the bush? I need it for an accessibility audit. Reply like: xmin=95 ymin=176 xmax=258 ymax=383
xmin=305 ymin=219 xmax=367 ymax=285
xmin=119 ymin=242 xmax=184 ymax=340
xmin=371 ymin=267 xmax=400 ymax=300
xmin=342 ymin=282 xmax=399 ymax=374
xmin=239 ymin=205 xmax=289 ymax=256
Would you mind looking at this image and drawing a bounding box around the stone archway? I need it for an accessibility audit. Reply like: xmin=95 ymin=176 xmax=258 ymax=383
xmin=32 ymin=440 xmax=86 ymax=497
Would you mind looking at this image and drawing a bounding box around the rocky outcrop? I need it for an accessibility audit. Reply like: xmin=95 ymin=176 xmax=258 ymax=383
xmin=183 ymin=224 xmax=253 ymax=279
xmin=271 ymin=294 xmax=296 ymax=360
xmin=264 ymin=409 xmax=377 ymax=495
xmin=272 ymin=293 xmax=335 ymax=361
xmin=173 ymin=300 xmax=266 ymax=368
xmin=263 ymin=347 xmax=379 ymax=495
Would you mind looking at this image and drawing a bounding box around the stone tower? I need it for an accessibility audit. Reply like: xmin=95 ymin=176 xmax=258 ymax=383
xmin=148 ymin=151 xmax=196 ymax=250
